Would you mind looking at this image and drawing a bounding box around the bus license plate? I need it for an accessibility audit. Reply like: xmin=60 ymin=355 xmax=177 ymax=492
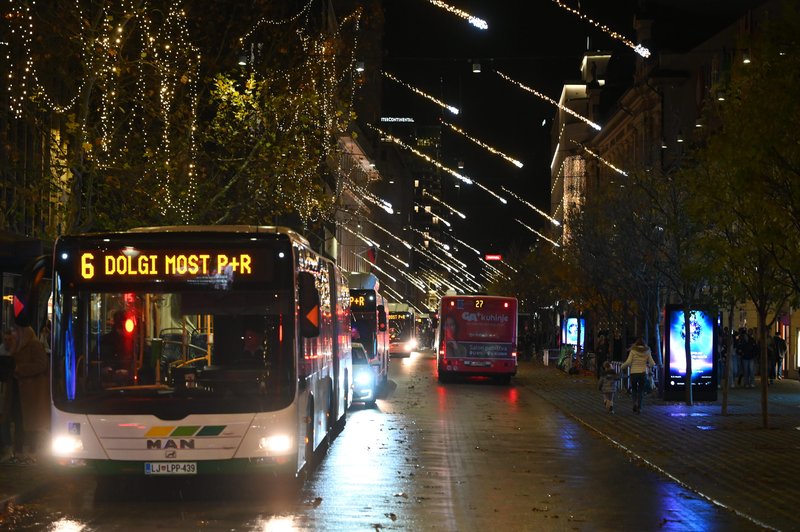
xmin=145 ymin=462 xmax=197 ymax=475
xmin=466 ymin=360 xmax=491 ymax=367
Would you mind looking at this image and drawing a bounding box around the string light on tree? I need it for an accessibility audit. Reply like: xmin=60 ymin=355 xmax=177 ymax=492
xmin=442 ymin=121 xmax=523 ymax=168
xmin=383 ymin=72 xmax=459 ymax=115
xmin=551 ymin=0 xmax=650 ymax=58
xmin=426 ymin=0 xmax=488 ymax=30
xmin=515 ymin=219 xmax=561 ymax=247
xmin=501 ymin=186 xmax=561 ymax=226
xmin=496 ymin=70 xmax=601 ymax=131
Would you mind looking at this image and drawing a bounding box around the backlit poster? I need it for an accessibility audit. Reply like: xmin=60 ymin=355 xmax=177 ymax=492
xmin=563 ymin=317 xmax=585 ymax=348
xmin=664 ymin=306 xmax=717 ymax=401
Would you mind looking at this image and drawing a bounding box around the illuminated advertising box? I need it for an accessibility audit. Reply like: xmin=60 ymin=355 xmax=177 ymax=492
xmin=562 ymin=317 xmax=585 ymax=348
xmin=664 ymin=306 xmax=717 ymax=401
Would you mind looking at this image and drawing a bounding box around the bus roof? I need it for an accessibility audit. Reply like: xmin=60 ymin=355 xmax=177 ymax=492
xmin=349 ymin=272 xmax=381 ymax=291
xmin=62 ymin=225 xmax=310 ymax=246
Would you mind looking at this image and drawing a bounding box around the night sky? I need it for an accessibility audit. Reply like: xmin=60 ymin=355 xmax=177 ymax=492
xmin=380 ymin=0 xmax=764 ymax=258
xmin=380 ymin=0 xmax=639 ymax=257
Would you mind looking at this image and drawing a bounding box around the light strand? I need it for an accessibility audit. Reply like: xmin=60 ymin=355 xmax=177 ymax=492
xmin=573 ymin=141 xmax=628 ymax=176
xmin=415 ymin=203 xmax=453 ymax=227
xmin=551 ymin=0 xmax=650 ymax=58
xmin=496 ymin=69 xmax=601 ymax=131
xmin=501 ymin=186 xmax=561 ymax=226
xmin=426 ymin=0 xmax=488 ymax=30
xmin=442 ymin=120 xmax=523 ymax=168
xmin=442 ymin=232 xmax=481 ymax=256
xmin=371 ymin=125 xmax=508 ymax=205
xmin=383 ymin=71 xmax=459 ymax=115
xmin=515 ymin=218 xmax=561 ymax=247
xmin=421 ymin=189 xmax=467 ymax=219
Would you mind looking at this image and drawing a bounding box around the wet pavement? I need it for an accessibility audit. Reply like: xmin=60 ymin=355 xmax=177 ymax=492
xmin=2 ymin=358 xmax=799 ymax=530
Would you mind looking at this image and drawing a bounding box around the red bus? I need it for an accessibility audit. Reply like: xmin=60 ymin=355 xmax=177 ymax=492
xmin=435 ymin=295 xmax=518 ymax=384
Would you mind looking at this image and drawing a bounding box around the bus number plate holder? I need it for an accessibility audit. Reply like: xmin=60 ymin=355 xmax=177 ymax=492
xmin=145 ymin=462 xmax=197 ymax=475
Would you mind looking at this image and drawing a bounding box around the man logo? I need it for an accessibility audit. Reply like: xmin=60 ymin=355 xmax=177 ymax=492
xmin=166 ymin=450 xmax=177 ymax=458
xmin=146 ymin=439 xmax=195 ymax=450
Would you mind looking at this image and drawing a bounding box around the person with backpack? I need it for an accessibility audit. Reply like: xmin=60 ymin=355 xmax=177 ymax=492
xmin=598 ymin=360 xmax=620 ymax=414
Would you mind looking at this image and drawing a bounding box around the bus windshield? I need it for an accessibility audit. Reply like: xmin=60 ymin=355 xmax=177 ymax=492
xmin=52 ymin=235 xmax=297 ymax=418
xmin=389 ymin=313 xmax=414 ymax=342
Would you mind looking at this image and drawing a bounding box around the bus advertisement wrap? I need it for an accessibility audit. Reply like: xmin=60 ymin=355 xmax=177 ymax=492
xmin=437 ymin=296 xmax=518 ymax=383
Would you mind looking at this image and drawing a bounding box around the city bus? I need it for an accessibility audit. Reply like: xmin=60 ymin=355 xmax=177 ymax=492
xmin=388 ymin=304 xmax=416 ymax=356
xmin=48 ymin=226 xmax=352 ymax=479
xmin=348 ymin=272 xmax=389 ymax=385
xmin=435 ymin=295 xmax=518 ymax=384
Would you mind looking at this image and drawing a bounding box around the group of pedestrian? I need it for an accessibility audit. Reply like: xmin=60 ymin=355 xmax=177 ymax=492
xmin=597 ymin=336 xmax=655 ymax=415
xmin=720 ymin=327 xmax=786 ymax=388
xmin=0 ymin=320 xmax=51 ymax=466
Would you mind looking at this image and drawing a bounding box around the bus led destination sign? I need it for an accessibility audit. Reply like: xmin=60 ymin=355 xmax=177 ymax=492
xmin=79 ymin=250 xmax=253 ymax=280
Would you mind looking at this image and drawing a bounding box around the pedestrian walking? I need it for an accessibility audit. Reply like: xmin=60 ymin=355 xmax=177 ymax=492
xmin=741 ymin=329 xmax=758 ymax=388
xmin=620 ymin=337 xmax=655 ymax=413
xmin=11 ymin=323 xmax=50 ymax=465
xmin=598 ymin=360 xmax=619 ymax=413
xmin=595 ymin=333 xmax=609 ymax=379
xmin=772 ymin=332 xmax=787 ymax=381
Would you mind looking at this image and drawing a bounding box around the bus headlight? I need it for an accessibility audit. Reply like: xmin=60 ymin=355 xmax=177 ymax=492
xmin=52 ymin=435 xmax=84 ymax=456
xmin=355 ymin=370 xmax=374 ymax=386
xmin=259 ymin=434 xmax=292 ymax=454
xmin=405 ymin=339 xmax=418 ymax=351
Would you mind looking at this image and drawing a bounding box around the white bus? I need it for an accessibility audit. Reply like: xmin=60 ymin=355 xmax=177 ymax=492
xmin=48 ymin=226 xmax=351 ymax=479
xmin=348 ymin=273 xmax=389 ymax=385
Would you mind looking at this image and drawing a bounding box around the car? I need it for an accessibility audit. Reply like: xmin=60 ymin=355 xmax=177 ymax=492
xmin=351 ymin=342 xmax=378 ymax=406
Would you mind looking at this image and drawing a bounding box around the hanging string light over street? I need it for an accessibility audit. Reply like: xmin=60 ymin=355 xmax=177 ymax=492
xmin=370 ymin=125 xmax=471 ymax=184
xmin=383 ymin=72 xmax=460 ymax=115
xmin=422 ymin=189 xmax=467 ymax=219
xmin=443 ymin=232 xmax=481 ymax=256
xmin=573 ymin=141 xmax=628 ymax=176
xmin=501 ymin=186 xmax=561 ymax=226
xmin=515 ymin=219 xmax=561 ymax=247
xmin=551 ymin=0 xmax=650 ymax=58
xmin=362 ymin=218 xmax=413 ymax=250
xmin=371 ymin=125 xmax=508 ymax=205
xmin=495 ymin=70 xmax=601 ymax=131
xmin=426 ymin=0 xmax=488 ymax=30
xmin=442 ymin=121 xmax=523 ymax=168
xmin=344 ymin=178 xmax=394 ymax=214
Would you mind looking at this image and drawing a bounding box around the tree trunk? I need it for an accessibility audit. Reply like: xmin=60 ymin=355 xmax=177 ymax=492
xmin=721 ymin=299 xmax=735 ymax=416
xmin=683 ymin=306 xmax=694 ymax=406
xmin=653 ymin=289 xmax=663 ymax=398
xmin=757 ymin=308 xmax=769 ymax=429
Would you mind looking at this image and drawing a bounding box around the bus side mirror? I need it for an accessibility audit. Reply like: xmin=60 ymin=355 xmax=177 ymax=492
xmin=377 ymin=305 xmax=387 ymax=332
xmin=298 ymin=272 xmax=320 ymax=338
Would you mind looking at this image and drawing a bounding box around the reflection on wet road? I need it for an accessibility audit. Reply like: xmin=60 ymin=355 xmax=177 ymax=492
xmin=5 ymin=350 xmax=758 ymax=531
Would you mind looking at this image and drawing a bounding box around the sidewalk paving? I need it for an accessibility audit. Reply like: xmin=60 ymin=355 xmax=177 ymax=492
xmin=517 ymin=361 xmax=800 ymax=532
xmin=2 ymin=361 xmax=799 ymax=531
